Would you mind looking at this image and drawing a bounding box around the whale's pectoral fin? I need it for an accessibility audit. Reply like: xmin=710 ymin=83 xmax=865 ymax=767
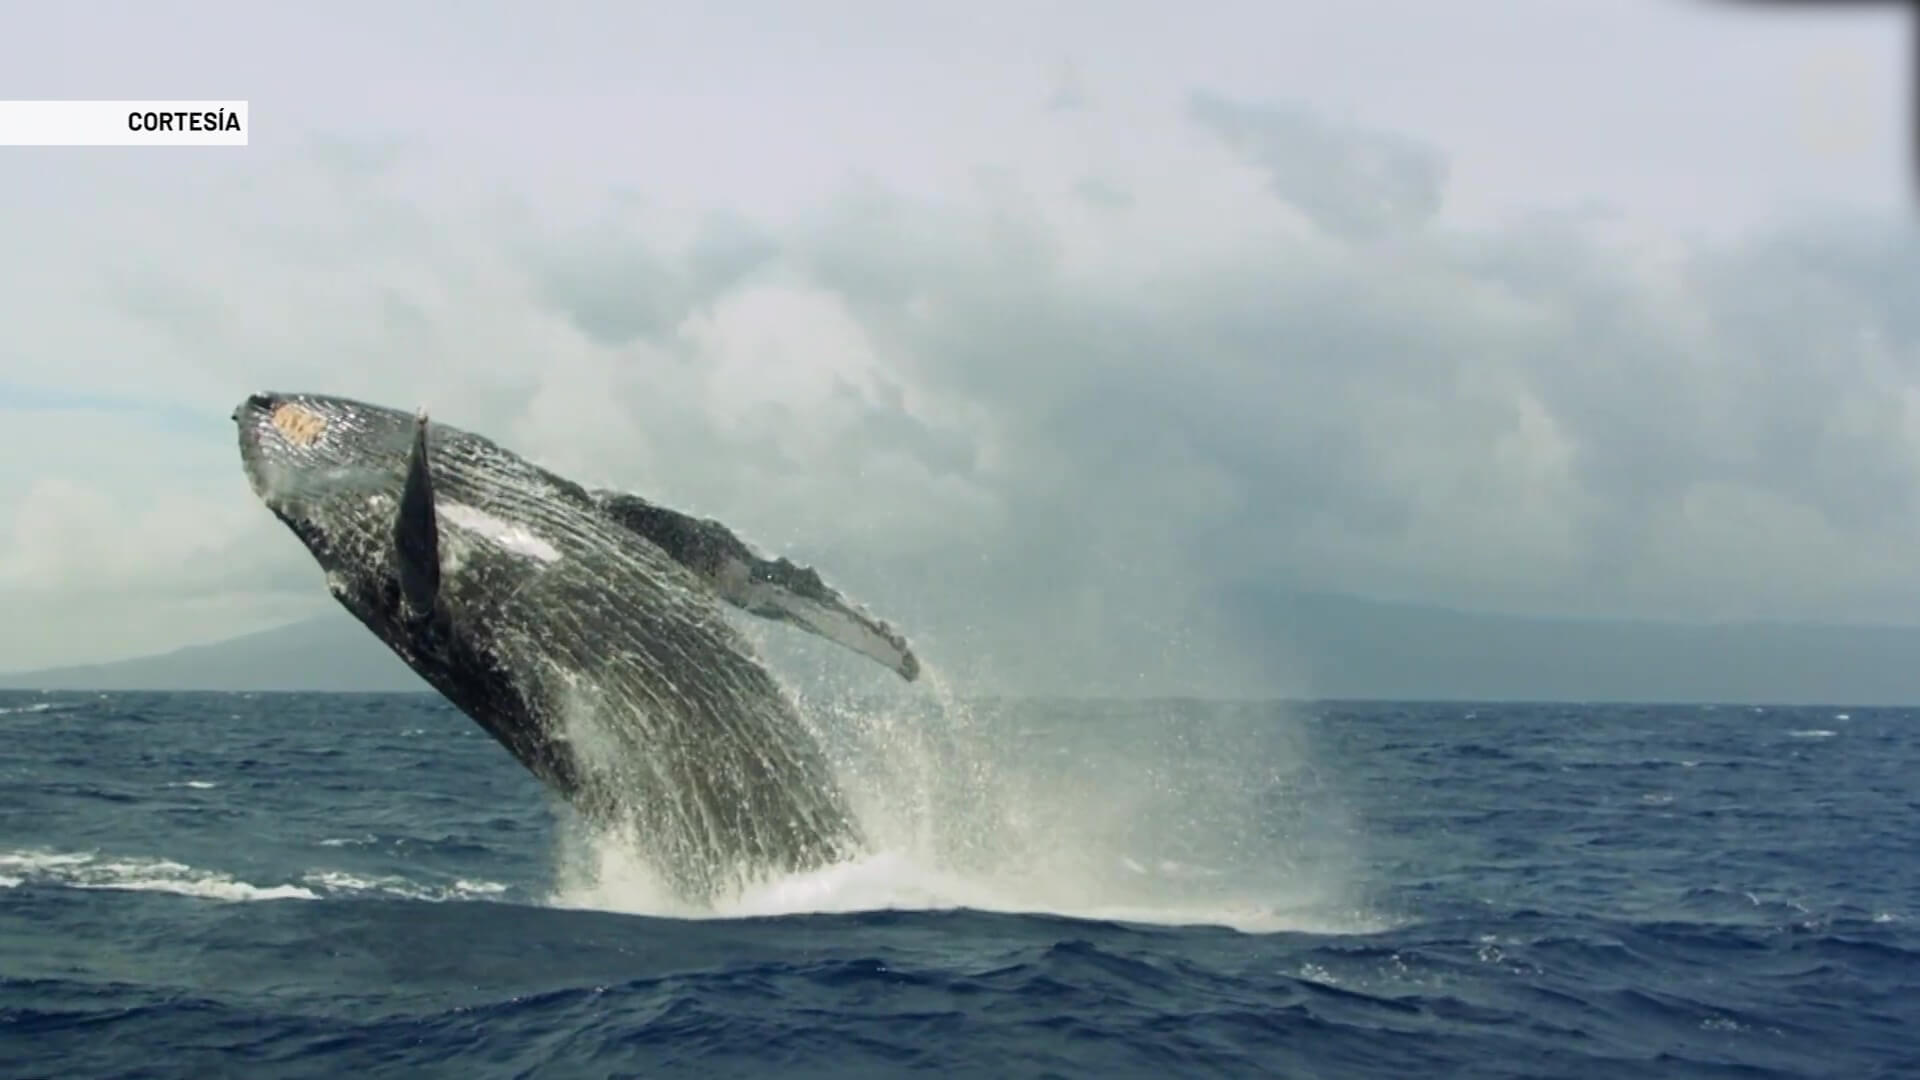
xmin=733 ymin=554 xmax=922 ymax=683
xmin=393 ymin=410 xmax=441 ymax=617
xmin=595 ymin=491 xmax=921 ymax=682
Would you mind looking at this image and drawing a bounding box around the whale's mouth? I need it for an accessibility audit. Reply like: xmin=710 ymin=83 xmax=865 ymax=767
xmin=232 ymin=393 xmax=282 ymax=501
xmin=231 ymin=392 xmax=271 ymax=429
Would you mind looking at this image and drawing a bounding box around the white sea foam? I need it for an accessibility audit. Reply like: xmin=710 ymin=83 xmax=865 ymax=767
xmin=0 ymin=849 xmax=316 ymax=902
xmin=0 ymin=848 xmax=508 ymax=905
xmin=550 ymin=838 xmax=1383 ymax=936
xmin=0 ymin=701 xmax=77 ymax=716
xmin=300 ymin=869 xmax=508 ymax=902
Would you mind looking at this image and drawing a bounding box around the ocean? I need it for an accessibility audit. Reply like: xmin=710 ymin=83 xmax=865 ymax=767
xmin=0 ymin=689 xmax=1913 ymax=1078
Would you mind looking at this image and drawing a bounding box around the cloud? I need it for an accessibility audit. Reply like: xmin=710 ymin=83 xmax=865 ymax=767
xmin=1046 ymin=58 xmax=1093 ymax=113
xmin=1187 ymin=92 xmax=1449 ymax=241
xmin=2 ymin=90 xmax=1917 ymax=693
xmin=0 ymin=406 xmax=331 ymax=664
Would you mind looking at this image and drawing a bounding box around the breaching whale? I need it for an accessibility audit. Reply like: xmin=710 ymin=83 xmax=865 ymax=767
xmin=232 ymin=392 xmax=919 ymax=902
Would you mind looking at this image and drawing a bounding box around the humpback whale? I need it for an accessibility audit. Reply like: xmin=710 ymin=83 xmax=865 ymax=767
xmin=232 ymin=392 xmax=919 ymax=902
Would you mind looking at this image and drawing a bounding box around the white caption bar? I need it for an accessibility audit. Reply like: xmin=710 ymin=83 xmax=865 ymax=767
xmin=0 ymin=100 xmax=248 ymax=146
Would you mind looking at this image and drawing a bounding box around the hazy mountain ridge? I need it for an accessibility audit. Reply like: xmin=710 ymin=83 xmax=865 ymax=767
xmin=1223 ymin=587 xmax=1920 ymax=705
xmin=0 ymin=616 xmax=428 ymax=693
xmin=4 ymin=590 xmax=1919 ymax=704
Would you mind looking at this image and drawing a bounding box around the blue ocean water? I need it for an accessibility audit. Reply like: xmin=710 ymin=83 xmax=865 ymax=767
xmin=0 ymin=690 xmax=1914 ymax=1079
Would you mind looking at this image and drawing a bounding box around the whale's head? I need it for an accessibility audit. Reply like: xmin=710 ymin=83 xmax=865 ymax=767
xmin=235 ymin=391 xmax=414 ymax=540
xmin=234 ymin=391 xmax=581 ymax=790
xmin=233 ymin=391 xmax=445 ymax=631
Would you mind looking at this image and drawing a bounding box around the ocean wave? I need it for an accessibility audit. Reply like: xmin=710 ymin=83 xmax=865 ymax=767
xmin=3 ymin=695 xmax=1919 ymax=1078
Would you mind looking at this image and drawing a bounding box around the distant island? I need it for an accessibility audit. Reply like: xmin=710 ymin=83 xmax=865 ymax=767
xmin=0 ymin=615 xmax=428 ymax=694
xmin=4 ymin=589 xmax=1919 ymax=705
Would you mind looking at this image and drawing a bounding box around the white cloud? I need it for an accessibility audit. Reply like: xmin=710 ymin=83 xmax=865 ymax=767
xmin=0 ymin=2 xmax=1915 ymax=687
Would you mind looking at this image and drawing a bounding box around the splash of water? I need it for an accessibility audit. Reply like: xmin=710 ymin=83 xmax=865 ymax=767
xmin=546 ymin=666 xmax=1382 ymax=935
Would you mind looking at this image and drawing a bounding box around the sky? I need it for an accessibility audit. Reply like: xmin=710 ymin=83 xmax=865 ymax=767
xmin=1 ymin=0 xmax=1917 ymax=694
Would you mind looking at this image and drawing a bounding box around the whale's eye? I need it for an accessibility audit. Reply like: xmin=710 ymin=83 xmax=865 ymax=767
xmin=271 ymin=403 xmax=328 ymax=447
